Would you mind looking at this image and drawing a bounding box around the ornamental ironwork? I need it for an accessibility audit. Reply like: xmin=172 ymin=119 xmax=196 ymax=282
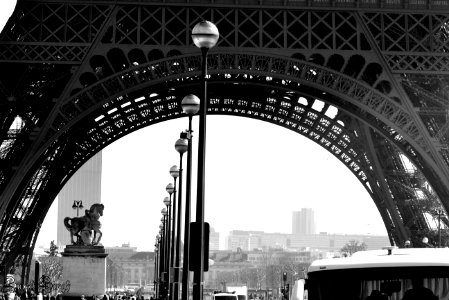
xmin=0 ymin=0 xmax=448 ymax=282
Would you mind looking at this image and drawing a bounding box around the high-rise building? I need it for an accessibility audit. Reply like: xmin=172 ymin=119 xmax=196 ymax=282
xmin=292 ymin=208 xmax=316 ymax=235
xmin=209 ymin=227 xmax=220 ymax=251
xmin=57 ymin=152 xmax=102 ymax=246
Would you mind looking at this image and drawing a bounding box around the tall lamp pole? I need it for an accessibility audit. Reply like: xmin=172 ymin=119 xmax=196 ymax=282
xmin=159 ymin=220 xmax=165 ymax=292
xmin=169 ymin=166 xmax=179 ymax=300
xmin=181 ymin=94 xmax=200 ymax=300
xmin=191 ymin=20 xmax=219 ymax=300
xmin=163 ymin=198 xmax=171 ymax=300
xmin=154 ymin=239 xmax=160 ymax=299
xmin=174 ymin=137 xmax=188 ymax=300
xmin=72 ymin=200 xmax=84 ymax=243
xmin=72 ymin=200 xmax=84 ymax=217
xmin=160 ymin=211 xmax=167 ymax=299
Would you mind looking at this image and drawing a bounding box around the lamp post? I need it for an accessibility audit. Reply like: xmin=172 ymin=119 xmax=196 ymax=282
xmin=163 ymin=198 xmax=171 ymax=300
xmin=72 ymin=200 xmax=83 ymax=217
xmin=160 ymin=211 xmax=167 ymax=299
xmin=158 ymin=231 xmax=164 ymax=292
xmin=166 ymin=183 xmax=174 ymax=271
xmin=191 ymin=20 xmax=219 ymax=300
xmin=154 ymin=238 xmax=160 ymax=299
xmin=165 ymin=182 xmax=174 ymax=300
xmin=72 ymin=200 xmax=84 ymax=243
xmin=159 ymin=222 xmax=164 ymax=287
xmin=173 ymin=137 xmax=188 ymax=300
xmin=181 ymin=94 xmax=200 ymax=300
xmin=158 ymin=223 xmax=167 ymax=299
xmin=169 ymin=167 xmax=179 ymax=300
xmin=169 ymin=167 xmax=179 ymax=263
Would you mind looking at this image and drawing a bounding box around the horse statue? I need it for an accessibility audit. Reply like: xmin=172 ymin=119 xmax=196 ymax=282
xmin=64 ymin=203 xmax=104 ymax=246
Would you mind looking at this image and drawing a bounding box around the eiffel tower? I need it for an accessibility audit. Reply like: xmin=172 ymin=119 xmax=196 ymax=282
xmin=1 ymin=0 xmax=449 ymax=281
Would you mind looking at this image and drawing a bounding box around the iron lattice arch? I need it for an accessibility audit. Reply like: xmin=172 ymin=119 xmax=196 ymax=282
xmin=1 ymin=0 xmax=449 ymax=280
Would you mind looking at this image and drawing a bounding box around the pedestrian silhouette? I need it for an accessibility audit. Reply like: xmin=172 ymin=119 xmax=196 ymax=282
xmin=366 ymin=290 xmax=387 ymax=300
xmin=402 ymin=278 xmax=437 ymax=300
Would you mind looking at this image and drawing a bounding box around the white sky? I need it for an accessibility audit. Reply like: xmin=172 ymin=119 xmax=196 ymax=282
xmin=0 ymin=1 xmax=387 ymax=252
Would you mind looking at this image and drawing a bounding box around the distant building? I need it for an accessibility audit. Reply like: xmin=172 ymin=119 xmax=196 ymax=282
xmin=247 ymin=250 xmax=314 ymax=264
xmin=292 ymin=208 xmax=316 ymax=235
xmin=105 ymin=244 xmax=154 ymax=288
xmin=226 ymin=230 xmax=264 ymax=251
xmin=210 ymin=227 xmax=220 ymax=251
xmin=227 ymin=231 xmax=291 ymax=251
xmin=225 ymin=230 xmax=389 ymax=252
xmin=57 ymin=152 xmax=102 ymax=246
xmin=105 ymin=243 xmax=138 ymax=259
xmin=289 ymin=232 xmax=390 ymax=252
xmin=206 ymin=249 xmax=319 ymax=291
xmin=117 ymin=252 xmax=154 ymax=287
xmin=206 ymin=249 xmax=253 ymax=289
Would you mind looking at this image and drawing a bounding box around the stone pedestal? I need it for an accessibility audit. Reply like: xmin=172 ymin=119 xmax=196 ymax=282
xmin=61 ymin=245 xmax=108 ymax=298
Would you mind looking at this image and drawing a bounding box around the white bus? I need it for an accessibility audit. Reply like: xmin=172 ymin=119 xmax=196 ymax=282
xmin=294 ymin=246 xmax=449 ymax=300
xmin=212 ymin=292 xmax=239 ymax=300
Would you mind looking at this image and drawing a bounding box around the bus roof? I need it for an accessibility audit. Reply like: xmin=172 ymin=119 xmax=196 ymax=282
xmin=308 ymin=247 xmax=449 ymax=273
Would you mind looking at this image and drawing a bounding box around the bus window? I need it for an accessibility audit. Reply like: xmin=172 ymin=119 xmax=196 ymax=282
xmin=212 ymin=293 xmax=239 ymax=300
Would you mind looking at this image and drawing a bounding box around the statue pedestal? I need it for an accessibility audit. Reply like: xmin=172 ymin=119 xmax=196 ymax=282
xmin=61 ymin=245 xmax=108 ymax=298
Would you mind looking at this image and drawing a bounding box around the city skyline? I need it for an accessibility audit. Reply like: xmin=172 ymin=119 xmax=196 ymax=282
xmin=0 ymin=1 xmax=388 ymax=252
xmin=36 ymin=113 xmax=388 ymax=251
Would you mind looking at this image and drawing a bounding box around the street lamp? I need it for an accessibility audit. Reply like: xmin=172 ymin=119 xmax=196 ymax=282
xmin=72 ymin=200 xmax=84 ymax=243
xmin=173 ymin=137 xmax=188 ymax=300
xmin=72 ymin=200 xmax=84 ymax=217
xmin=160 ymin=211 xmax=167 ymax=267
xmin=155 ymin=235 xmax=161 ymax=294
xmin=166 ymin=183 xmax=175 ymax=213
xmin=154 ymin=243 xmax=159 ymax=299
xmin=191 ymin=20 xmax=219 ymax=300
xmin=163 ymin=200 xmax=171 ymax=300
xmin=165 ymin=182 xmax=174 ymax=300
xmin=158 ymin=222 xmax=165 ymax=294
xmin=169 ymin=166 xmax=179 ymax=266
xmin=181 ymin=94 xmax=200 ymax=300
xmin=158 ymin=219 xmax=164 ymax=297
xmin=168 ymin=166 xmax=178 ymax=300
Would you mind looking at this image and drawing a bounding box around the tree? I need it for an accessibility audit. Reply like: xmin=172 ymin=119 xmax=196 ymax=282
xmin=253 ymin=250 xmax=277 ymax=290
xmin=31 ymin=241 xmax=69 ymax=296
xmin=340 ymin=240 xmax=367 ymax=256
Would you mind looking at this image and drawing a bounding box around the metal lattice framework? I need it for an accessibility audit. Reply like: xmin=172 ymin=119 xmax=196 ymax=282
xmin=1 ymin=0 xmax=449 ymax=281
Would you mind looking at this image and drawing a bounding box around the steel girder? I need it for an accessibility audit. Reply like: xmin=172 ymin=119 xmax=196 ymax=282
xmin=0 ymin=0 xmax=449 ymax=277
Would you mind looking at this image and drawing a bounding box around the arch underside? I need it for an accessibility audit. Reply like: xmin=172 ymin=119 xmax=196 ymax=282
xmin=0 ymin=0 xmax=449 ymax=277
xmin=0 ymin=57 xmax=444 ymax=268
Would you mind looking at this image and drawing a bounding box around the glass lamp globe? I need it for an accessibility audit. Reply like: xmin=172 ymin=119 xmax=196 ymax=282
xmin=192 ymin=20 xmax=219 ymax=49
xmin=182 ymin=94 xmax=200 ymax=115
xmin=170 ymin=165 xmax=180 ymax=178
xmin=175 ymin=138 xmax=188 ymax=154
xmin=166 ymin=183 xmax=174 ymax=195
